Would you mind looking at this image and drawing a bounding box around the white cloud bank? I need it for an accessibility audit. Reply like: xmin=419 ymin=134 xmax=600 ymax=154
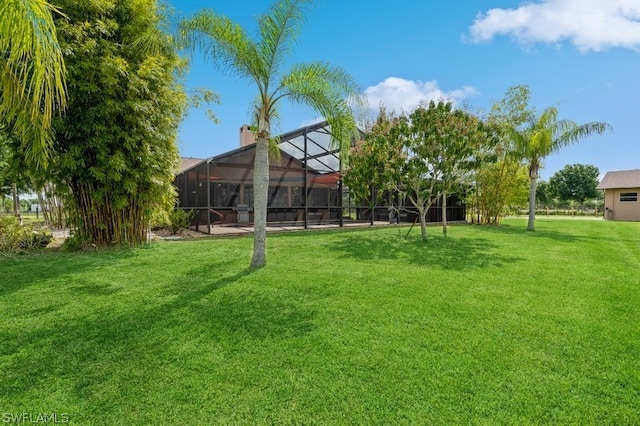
xmin=468 ymin=0 xmax=640 ymax=52
xmin=363 ymin=77 xmax=478 ymax=113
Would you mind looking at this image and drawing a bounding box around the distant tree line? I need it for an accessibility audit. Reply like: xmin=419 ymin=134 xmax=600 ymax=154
xmin=536 ymin=164 xmax=603 ymax=214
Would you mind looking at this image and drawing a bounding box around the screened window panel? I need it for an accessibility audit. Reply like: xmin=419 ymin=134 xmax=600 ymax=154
xmin=195 ymin=163 xmax=208 ymax=207
xmin=268 ymin=186 xmax=288 ymax=207
xmin=186 ymin=171 xmax=197 ymax=207
xmin=243 ymin=186 xmax=254 ymax=208
xmin=212 ymin=183 xmax=240 ymax=207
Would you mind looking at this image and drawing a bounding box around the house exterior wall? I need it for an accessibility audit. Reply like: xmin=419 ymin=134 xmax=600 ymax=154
xmin=604 ymin=188 xmax=640 ymax=221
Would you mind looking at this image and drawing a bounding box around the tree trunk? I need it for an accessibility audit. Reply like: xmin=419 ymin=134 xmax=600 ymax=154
xmin=419 ymin=207 xmax=428 ymax=240
xmin=12 ymin=183 xmax=22 ymax=224
xmin=251 ymin=137 xmax=269 ymax=267
xmin=527 ymin=165 xmax=538 ymax=232
xmin=36 ymin=190 xmax=50 ymax=226
xmin=441 ymin=192 xmax=448 ymax=237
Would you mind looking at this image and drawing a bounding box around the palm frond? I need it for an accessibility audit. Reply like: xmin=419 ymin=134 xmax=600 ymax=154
xmin=128 ymin=1 xmax=174 ymax=58
xmin=0 ymin=0 xmax=66 ymax=168
xmin=556 ymin=121 xmax=612 ymax=149
xmin=258 ymin=0 xmax=312 ymax=82
xmin=278 ymin=61 xmax=363 ymax=155
xmin=179 ymin=10 xmax=263 ymax=83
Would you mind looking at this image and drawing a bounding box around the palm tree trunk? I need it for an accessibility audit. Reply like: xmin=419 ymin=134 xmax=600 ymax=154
xmin=527 ymin=165 xmax=538 ymax=232
xmin=251 ymin=137 xmax=269 ymax=267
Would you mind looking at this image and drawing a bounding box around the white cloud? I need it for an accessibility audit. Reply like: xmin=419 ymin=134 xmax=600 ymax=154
xmin=468 ymin=0 xmax=640 ymax=53
xmin=363 ymin=77 xmax=479 ymax=113
xmin=299 ymin=117 xmax=325 ymax=127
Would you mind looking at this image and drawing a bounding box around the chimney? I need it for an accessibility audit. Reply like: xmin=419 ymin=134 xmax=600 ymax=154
xmin=239 ymin=124 xmax=255 ymax=147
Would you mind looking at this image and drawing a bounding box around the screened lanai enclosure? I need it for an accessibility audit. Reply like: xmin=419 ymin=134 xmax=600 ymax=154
xmin=174 ymin=121 xmax=466 ymax=233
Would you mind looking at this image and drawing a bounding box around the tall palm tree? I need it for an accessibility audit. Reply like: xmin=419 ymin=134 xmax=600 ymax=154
xmin=510 ymin=107 xmax=611 ymax=231
xmin=0 ymin=0 xmax=66 ymax=168
xmin=180 ymin=0 xmax=362 ymax=267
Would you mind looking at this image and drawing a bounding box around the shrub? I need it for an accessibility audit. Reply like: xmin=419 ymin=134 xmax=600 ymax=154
xmin=167 ymin=209 xmax=194 ymax=234
xmin=0 ymin=216 xmax=51 ymax=255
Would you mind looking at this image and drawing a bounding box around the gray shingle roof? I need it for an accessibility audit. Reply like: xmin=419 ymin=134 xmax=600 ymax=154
xmin=597 ymin=169 xmax=640 ymax=189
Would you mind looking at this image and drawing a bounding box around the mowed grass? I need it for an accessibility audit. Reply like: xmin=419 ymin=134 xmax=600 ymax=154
xmin=1 ymin=218 xmax=639 ymax=424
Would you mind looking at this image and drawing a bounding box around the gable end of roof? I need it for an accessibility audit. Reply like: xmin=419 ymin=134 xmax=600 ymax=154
xmin=597 ymin=169 xmax=640 ymax=189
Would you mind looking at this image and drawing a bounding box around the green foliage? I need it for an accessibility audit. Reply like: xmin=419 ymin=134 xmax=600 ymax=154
xmin=490 ymin=84 xmax=535 ymax=130
xmin=410 ymin=102 xmax=494 ymax=235
xmin=0 ymin=132 xmax=11 ymax=197
xmin=0 ymin=216 xmax=51 ymax=255
xmin=489 ymin=85 xmax=611 ymax=231
xmin=549 ymin=163 xmax=600 ymax=206
xmin=345 ymin=102 xmax=492 ymax=239
xmin=48 ymin=0 xmax=187 ymax=247
xmin=167 ymin=209 xmax=195 ymax=234
xmin=467 ymin=159 xmax=529 ymax=224
xmin=0 ymin=0 xmax=66 ymax=169
xmin=188 ymin=87 xmax=221 ymax=123
xmin=344 ymin=108 xmax=398 ymax=208
xmin=0 ymin=129 xmax=32 ymax=197
xmin=535 ymin=180 xmax=553 ymax=207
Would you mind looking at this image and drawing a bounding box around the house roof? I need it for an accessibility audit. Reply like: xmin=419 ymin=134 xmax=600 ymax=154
xmin=178 ymin=157 xmax=205 ymax=173
xmin=176 ymin=120 xmax=365 ymax=177
xmin=597 ymin=169 xmax=640 ymax=190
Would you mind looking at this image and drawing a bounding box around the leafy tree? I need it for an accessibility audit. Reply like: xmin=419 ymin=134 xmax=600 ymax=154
xmin=0 ymin=130 xmax=33 ymax=219
xmin=0 ymin=0 xmax=66 ymax=168
xmin=386 ymin=112 xmax=435 ymax=240
xmin=467 ymin=159 xmax=529 ymax=224
xmin=0 ymin=133 xmax=11 ymax=198
xmin=463 ymin=85 xmax=536 ymax=224
xmin=535 ymin=179 xmax=561 ymax=215
xmin=411 ymin=101 xmax=492 ymax=236
xmin=346 ymin=102 xmax=491 ymax=240
xmin=496 ymin=85 xmax=611 ymax=231
xmin=1 ymin=128 xmax=67 ymax=227
xmin=179 ymin=0 xmax=362 ymax=267
xmin=344 ymin=108 xmax=398 ymax=222
xmin=535 ymin=180 xmax=553 ymax=209
xmin=549 ymin=164 xmax=600 ymax=207
xmin=49 ymin=0 xmax=187 ymax=246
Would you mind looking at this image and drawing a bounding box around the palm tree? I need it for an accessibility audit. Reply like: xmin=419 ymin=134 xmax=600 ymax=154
xmin=180 ymin=0 xmax=362 ymax=267
xmin=510 ymin=107 xmax=611 ymax=231
xmin=0 ymin=0 xmax=66 ymax=168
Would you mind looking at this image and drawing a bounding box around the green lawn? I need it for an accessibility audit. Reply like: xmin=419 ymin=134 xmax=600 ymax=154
xmin=1 ymin=218 xmax=639 ymax=424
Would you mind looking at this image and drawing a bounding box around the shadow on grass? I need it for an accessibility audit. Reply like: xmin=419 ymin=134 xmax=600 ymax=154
xmin=161 ymin=264 xmax=316 ymax=340
xmin=71 ymin=283 xmax=123 ymax=296
xmin=160 ymin=263 xmax=254 ymax=308
xmin=482 ymin=224 xmax=597 ymax=243
xmin=0 ymin=249 xmax=137 ymax=296
xmin=0 ymin=263 xmax=317 ymax=407
xmin=327 ymin=231 xmax=523 ymax=270
xmin=482 ymin=220 xmax=635 ymax=246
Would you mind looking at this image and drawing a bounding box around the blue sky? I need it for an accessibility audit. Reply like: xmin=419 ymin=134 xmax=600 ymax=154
xmin=170 ymin=0 xmax=640 ymax=180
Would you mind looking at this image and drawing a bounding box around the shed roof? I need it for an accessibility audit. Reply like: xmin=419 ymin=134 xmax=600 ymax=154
xmin=597 ymin=169 xmax=640 ymax=189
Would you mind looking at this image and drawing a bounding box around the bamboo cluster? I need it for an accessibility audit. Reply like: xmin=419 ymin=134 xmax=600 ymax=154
xmin=36 ymin=182 xmax=66 ymax=228
xmin=70 ymin=183 xmax=148 ymax=246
